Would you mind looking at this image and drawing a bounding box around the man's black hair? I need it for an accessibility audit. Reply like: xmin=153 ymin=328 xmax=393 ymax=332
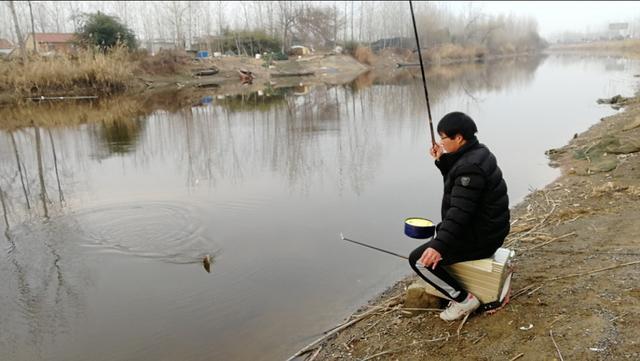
xmin=436 ymin=112 xmax=478 ymax=141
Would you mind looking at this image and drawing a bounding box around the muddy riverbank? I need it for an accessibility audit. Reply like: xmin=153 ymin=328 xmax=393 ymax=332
xmin=296 ymin=90 xmax=640 ymax=359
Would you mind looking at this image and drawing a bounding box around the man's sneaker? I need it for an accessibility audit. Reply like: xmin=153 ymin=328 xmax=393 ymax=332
xmin=439 ymin=293 xmax=480 ymax=321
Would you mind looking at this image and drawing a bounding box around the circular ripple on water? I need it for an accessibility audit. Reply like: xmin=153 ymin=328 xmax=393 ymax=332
xmin=72 ymin=202 xmax=213 ymax=263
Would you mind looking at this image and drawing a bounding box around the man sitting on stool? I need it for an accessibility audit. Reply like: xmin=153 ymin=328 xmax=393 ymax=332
xmin=409 ymin=112 xmax=510 ymax=321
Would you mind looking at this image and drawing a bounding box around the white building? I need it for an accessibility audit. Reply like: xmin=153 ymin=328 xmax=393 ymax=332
xmin=608 ymin=23 xmax=630 ymax=40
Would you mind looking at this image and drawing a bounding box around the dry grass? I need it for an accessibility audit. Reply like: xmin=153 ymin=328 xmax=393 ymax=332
xmin=0 ymin=46 xmax=136 ymax=98
xmin=426 ymin=44 xmax=487 ymax=64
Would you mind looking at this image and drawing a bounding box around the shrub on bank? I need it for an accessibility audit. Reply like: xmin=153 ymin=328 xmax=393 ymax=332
xmin=342 ymin=41 xmax=360 ymax=55
xmin=136 ymin=49 xmax=191 ymax=75
xmin=354 ymin=46 xmax=374 ymax=65
xmin=341 ymin=41 xmax=374 ymax=65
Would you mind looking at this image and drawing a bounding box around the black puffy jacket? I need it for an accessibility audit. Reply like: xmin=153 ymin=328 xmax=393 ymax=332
xmin=429 ymin=138 xmax=510 ymax=260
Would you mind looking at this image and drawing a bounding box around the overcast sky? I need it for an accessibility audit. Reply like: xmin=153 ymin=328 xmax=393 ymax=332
xmin=447 ymin=1 xmax=640 ymax=37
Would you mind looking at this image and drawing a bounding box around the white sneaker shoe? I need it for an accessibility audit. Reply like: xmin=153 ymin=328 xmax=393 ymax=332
xmin=439 ymin=293 xmax=480 ymax=321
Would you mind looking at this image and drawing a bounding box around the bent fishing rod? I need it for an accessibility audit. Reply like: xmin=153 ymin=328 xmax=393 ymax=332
xmin=409 ymin=0 xmax=436 ymax=147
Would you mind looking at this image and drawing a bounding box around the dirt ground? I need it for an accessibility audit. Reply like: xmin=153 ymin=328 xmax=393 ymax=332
xmin=289 ymin=91 xmax=640 ymax=360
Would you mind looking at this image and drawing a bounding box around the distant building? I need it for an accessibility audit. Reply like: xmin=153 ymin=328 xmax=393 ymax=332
xmin=24 ymin=33 xmax=77 ymax=53
xmin=0 ymin=38 xmax=14 ymax=57
xmin=608 ymin=23 xmax=629 ymax=40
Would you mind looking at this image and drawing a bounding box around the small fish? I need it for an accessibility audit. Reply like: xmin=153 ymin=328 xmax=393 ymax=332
xmin=203 ymin=254 xmax=212 ymax=273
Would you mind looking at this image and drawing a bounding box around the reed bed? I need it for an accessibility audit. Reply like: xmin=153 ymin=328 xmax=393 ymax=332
xmin=0 ymin=46 xmax=136 ymax=97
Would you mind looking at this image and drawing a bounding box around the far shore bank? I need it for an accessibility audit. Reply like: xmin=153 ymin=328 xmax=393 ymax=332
xmin=547 ymin=39 xmax=640 ymax=58
xmin=9 ymin=40 xmax=640 ymax=111
xmin=0 ymin=41 xmax=547 ymax=110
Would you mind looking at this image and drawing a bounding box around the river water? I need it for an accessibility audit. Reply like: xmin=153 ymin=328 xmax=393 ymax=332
xmin=0 ymin=54 xmax=638 ymax=361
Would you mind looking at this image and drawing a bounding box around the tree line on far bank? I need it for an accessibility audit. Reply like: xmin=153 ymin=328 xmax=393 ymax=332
xmin=3 ymin=1 xmax=546 ymax=59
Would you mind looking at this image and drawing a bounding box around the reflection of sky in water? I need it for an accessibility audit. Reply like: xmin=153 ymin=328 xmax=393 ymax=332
xmin=0 ymin=54 xmax=638 ymax=361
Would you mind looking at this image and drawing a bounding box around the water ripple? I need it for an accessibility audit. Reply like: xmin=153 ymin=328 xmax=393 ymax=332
xmin=71 ymin=201 xmax=216 ymax=264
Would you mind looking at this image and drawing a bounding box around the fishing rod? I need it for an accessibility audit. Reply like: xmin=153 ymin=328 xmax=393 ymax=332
xmin=340 ymin=233 xmax=408 ymax=260
xmin=409 ymin=0 xmax=436 ymax=147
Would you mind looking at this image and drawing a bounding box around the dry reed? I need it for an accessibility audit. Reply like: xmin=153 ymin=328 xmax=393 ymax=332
xmin=0 ymin=46 xmax=136 ymax=97
xmin=422 ymin=44 xmax=488 ymax=65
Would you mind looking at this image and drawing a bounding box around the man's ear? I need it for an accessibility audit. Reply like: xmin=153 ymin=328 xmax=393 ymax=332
xmin=455 ymin=134 xmax=465 ymax=143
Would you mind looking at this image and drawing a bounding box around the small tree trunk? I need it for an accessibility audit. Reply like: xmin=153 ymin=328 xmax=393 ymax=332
xmin=34 ymin=125 xmax=48 ymax=218
xmin=10 ymin=132 xmax=30 ymax=210
xmin=0 ymin=184 xmax=9 ymax=232
xmin=47 ymin=129 xmax=64 ymax=204
xmin=7 ymin=0 xmax=27 ymax=62
xmin=28 ymin=0 xmax=37 ymax=53
xmin=281 ymin=26 xmax=287 ymax=53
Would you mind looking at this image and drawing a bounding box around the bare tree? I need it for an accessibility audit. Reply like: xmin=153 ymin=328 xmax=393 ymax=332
xmin=6 ymin=0 xmax=27 ymax=62
xmin=358 ymin=1 xmax=363 ymax=42
xmin=51 ymin=0 xmax=64 ymax=32
xmin=33 ymin=2 xmax=49 ymax=33
xmin=295 ymin=4 xmax=342 ymax=48
xmin=139 ymin=2 xmax=156 ymax=49
xmin=164 ymin=1 xmax=189 ymax=48
xmin=68 ymin=1 xmax=82 ymax=33
xmin=277 ymin=1 xmax=302 ymax=52
xmin=241 ymin=2 xmax=251 ymax=31
xmin=267 ymin=2 xmax=275 ymax=37
xmin=217 ymin=1 xmax=225 ymax=35
xmin=350 ymin=0 xmax=354 ymax=41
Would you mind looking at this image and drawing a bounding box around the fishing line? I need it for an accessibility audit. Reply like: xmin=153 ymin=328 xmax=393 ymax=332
xmin=409 ymin=0 xmax=436 ymax=147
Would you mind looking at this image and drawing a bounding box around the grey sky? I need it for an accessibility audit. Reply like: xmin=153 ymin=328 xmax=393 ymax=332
xmin=447 ymin=1 xmax=640 ymax=37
